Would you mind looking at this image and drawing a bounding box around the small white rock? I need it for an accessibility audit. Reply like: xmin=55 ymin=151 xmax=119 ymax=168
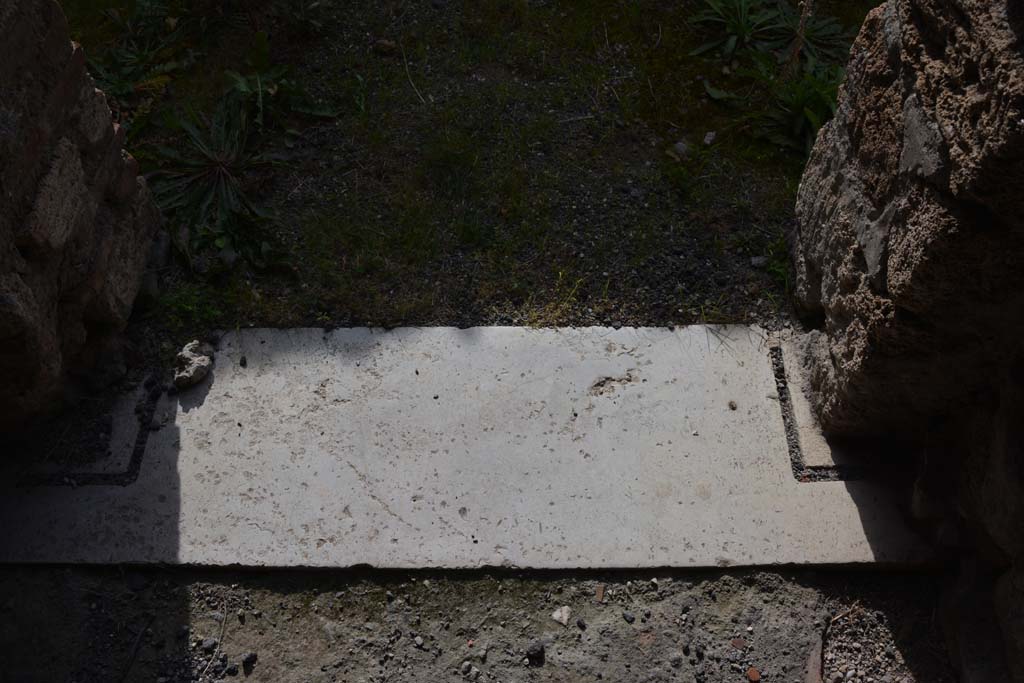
xmin=550 ymin=605 xmax=571 ymax=626
xmin=173 ymin=340 xmax=214 ymax=389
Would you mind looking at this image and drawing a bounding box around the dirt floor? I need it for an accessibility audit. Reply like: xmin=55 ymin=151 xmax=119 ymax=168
xmin=0 ymin=1 xmax=959 ymax=681
xmin=0 ymin=567 xmax=952 ymax=683
xmin=107 ymin=0 xmax=820 ymax=345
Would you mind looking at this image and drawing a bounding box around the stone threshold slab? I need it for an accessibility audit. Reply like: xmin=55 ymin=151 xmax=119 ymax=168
xmin=0 ymin=326 xmax=932 ymax=569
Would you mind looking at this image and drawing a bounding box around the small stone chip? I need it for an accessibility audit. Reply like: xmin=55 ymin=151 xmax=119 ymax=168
xmin=550 ymin=605 xmax=571 ymax=626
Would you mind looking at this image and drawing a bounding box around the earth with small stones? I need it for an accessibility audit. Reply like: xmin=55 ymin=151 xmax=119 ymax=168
xmin=0 ymin=567 xmax=952 ymax=682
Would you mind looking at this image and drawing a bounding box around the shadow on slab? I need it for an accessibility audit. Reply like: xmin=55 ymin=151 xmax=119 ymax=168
xmin=0 ymin=377 xmax=193 ymax=681
xmin=820 ymin=455 xmax=954 ymax=681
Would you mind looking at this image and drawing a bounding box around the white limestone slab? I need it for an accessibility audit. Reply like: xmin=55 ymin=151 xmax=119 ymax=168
xmin=0 ymin=327 xmax=931 ymax=569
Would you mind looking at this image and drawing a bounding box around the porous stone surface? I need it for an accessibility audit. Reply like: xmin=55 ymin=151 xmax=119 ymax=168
xmin=791 ymin=0 xmax=1024 ymax=437
xmin=791 ymin=1 xmax=1024 ymax=678
xmin=173 ymin=340 xmax=214 ymax=389
xmin=0 ymin=0 xmax=160 ymax=432
xmin=0 ymin=327 xmax=931 ymax=569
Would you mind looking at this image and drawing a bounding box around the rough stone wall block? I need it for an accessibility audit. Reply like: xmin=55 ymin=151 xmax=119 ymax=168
xmin=793 ymin=0 xmax=1024 ymax=438
xmin=791 ymin=0 xmax=1024 ymax=678
xmin=0 ymin=0 xmax=160 ymax=431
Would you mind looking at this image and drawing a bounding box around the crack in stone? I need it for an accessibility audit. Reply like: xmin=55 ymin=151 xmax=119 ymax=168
xmin=343 ymin=461 xmax=419 ymax=532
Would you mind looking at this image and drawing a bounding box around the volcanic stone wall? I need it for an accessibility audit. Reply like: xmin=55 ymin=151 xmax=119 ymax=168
xmin=791 ymin=1 xmax=1024 ymax=678
xmin=0 ymin=0 xmax=160 ymax=431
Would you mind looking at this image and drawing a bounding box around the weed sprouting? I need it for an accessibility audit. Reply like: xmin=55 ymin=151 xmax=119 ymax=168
xmin=689 ymin=0 xmax=853 ymax=156
xmin=689 ymin=0 xmax=780 ymax=61
xmin=86 ymin=0 xmax=201 ymax=133
xmin=766 ymin=0 xmax=854 ymax=66
xmin=149 ymin=93 xmax=273 ymax=266
xmin=758 ymin=59 xmax=843 ymax=155
xmin=224 ymin=31 xmax=338 ymax=131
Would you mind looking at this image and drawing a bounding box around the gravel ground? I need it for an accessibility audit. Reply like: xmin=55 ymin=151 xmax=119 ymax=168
xmin=0 ymin=568 xmax=952 ymax=683
xmin=129 ymin=0 xmax=811 ymax=342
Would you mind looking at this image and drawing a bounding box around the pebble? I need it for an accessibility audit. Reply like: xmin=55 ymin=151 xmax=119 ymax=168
xmin=622 ymin=611 xmax=636 ymax=624
xmin=201 ymin=638 xmax=218 ymax=653
xmin=242 ymin=652 xmax=258 ymax=666
xmin=414 ymin=636 xmax=424 ymax=648
xmin=525 ymin=640 xmax=545 ymax=666
xmin=667 ymin=140 xmax=690 ymax=161
xmin=551 ymin=605 xmax=571 ymax=626
xmin=173 ymin=340 xmax=214 ymax=390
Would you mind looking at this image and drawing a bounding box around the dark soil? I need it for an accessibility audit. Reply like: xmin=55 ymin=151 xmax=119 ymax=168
xmin=123 ymin=0 xmax=813 ymax=351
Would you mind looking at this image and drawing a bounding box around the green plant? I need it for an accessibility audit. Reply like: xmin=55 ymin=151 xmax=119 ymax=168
xmin=757 ymin=58 xmax=842 ymax=155
xmin=88 ymin=0 xmax=199 ymax=100
xmin=224 ymin=32 xmax=337 ymax=131
xmin=225 ymin=67 xmax=336 ymax=130
xmin=351 ymin=74 xmax=369 ymax=115
xmin=150 ymin=93 xmax=272 ymax=264
xmin=764 ymin=0 xmax=853 ymax=66
xmin=689 ymin=0 xmax=780 ymax=60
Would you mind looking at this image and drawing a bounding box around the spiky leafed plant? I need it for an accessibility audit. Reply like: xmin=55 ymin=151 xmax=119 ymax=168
xmin=89 ymin=0 xmax=198 ymax=99
xmin=766 ymin=0 xmax=855 ymax=69
xmin=757 ymin=58 xmax=843 ymax=156
xmin=689 ymin=0 xmax=781 ymax=61
xmin=150 ymin=92 xmax=272 ymax=264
